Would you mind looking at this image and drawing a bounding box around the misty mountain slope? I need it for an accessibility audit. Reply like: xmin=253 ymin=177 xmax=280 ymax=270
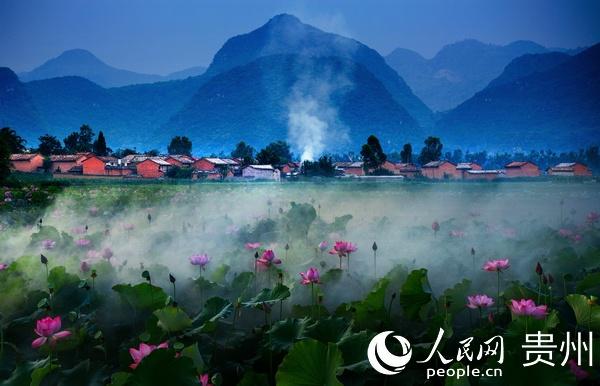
xmin=22 ymin=74 xmax=207 ymax=147
xmin=205 ymin=13 xmax=433 ymax=127
xmin=19 ymin=49 xmax=168 ymax=87
xmin=165 ymin=54 xmax=421 ymax=154
xmin=0 ymin=67 xmax=44 ymax=139
xmin=385 ymin=39 xmax=550 ymax=111
xmin=164 ymin=66 xmax=207 ymax=80
xmin=487 ymin=52 xmax=571 ymax=88
xmin=19 ymin=49 xmax=207 ymax=88
xmin=436 ymin=43 xmax=600 ymax=150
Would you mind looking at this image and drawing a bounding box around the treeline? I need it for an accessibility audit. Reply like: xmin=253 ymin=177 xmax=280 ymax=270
xmin=386 ymin=143 xmax=600 ymax=173
xmin=2 ymin=124 xmax=599 ymax=181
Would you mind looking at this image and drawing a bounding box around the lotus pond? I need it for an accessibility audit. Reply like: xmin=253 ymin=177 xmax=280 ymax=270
xmin=0 ymin=180 xmax=599 ymax=385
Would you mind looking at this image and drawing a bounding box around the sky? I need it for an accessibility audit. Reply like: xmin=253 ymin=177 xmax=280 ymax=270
xmin=1 ymin=0 xmax=599 ymax=75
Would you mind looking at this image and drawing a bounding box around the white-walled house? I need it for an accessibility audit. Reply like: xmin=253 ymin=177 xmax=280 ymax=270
xmin=242 ymin=165 xmax=281 ymax=181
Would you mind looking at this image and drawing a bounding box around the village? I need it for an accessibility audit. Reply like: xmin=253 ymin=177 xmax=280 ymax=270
xmin=8 ymin=151 xmax=594 ymax=181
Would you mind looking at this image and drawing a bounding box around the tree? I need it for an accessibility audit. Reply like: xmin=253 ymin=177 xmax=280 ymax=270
xmin=0 ymin=127 xmax=26 ymax=153
xmin=93 ymin=131 xmax=108 ymax=156
xmin=144 ymin=149 xmax=160 ymax=156
xmin=167 ymin=136 xmax=192 ymax=156
xmin=166 ymin=166 xmax=193 ymax=179
xmin=585 ymin=145 xmax=599 ymax=173
xmin=63 ymin=124 xmax=95 ymax=153
xmin=302 ymin=156 xmax=336 ymax=177
xmin=63 ymin=132 xmax=79 ymax=153
xmin=231 ymin=141 xmax=255 ymax=166
xmin=256 ymin=141 xmax=292 ymax=166
xmin=0 ymin=137 xmax=10 ymax=182
xmin=360 ymin=135 xmax=387 ymax=172
xmin=450 ymin=149 xmax=463 ymax=164
xmin=418 ymin=136 xmax=443 ymax=165
xmin=400 ymin=143 xmax=412 ymax=163
xmin=38 ymin=134 xmax=63 ymax=156
xmin=113 ymin=148 xmax=137 ymax=158
xmin=465 ymin=150 xmax=488 ymax=167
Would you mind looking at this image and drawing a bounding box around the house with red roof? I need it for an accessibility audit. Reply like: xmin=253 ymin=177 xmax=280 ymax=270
xmin=421 ymin=161 xmax=459 ymax=179
xmin=165 ymin=155 xmax=196 ymax=168
xmin=463 ymin=169 xmax=505 ymax=181
xmin=547 ymin=162 xmax=592 ymax=177
xmin=456 ymin=162 xmax=482 ymax=179
xmin=334 ymin=162 xmax=365 ymax=176
xmin=136 ymin=158 xmax=172 ymax=178
xmin=49 ymin=154 xmax=90 ymax=173
xmin=193 ymin=157 xmax=239 ymax=172
xmin=10 ymin=153 xmax=44 ymax=172
xmin=80 ymin=155 xmax=119 ymax=175
xmin=504 ymin=161 xmax=540 ymax=178
xmin=395 ymin=163 xmax=420 ymax=178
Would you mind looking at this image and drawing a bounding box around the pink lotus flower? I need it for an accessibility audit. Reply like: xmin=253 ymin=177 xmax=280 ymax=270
xmin=482 ymin=259 xmax=510 ymax=272
xmin=89 ymin=206 xmax=99 ymax=216
xmin=123 ymin=223 xmax=135 ymax=231
xmin=587 ymin=211 xmax=599 ymax=225
xmin=256 ymin=249 xmax=281 ymax=268
xmin=466 ymin=294 xmax=494 ymax=309
xmin=558 ymin=228 xmax=573 ymax=237
xmin=245 ymin=242 xmax=261 ymax=250
xmin=300 ymin=267 xmax=321 ymax=285
xmin=129 ymin=342 xmax=169 ymax=369
xmin=80 ymin=260 xmax=91 ymax=272
xmin=571 ymin=234 xmax=583 ymax=243
xmin=102 ymin=247 xmax=114 ymax=259
xmin=189 ymin=253 xmax=210 ymax=269
xmin=31 ymin=316 xmax=71 ymax=348
xmin=328 ymin=241 xmax=357 ymax=257
xmin=199 ymin=374 xmax=213 ymax=386
xmin=509 ymin=299 xmax=548 ymax=319
xmin=318 ymin=241 xmax=328 ymax=252
xmin=41 ymin=239 xmax=56 ymax=250
xmin=0 ymin=263 xmax=8 ymax=271
xmin=75 ymin=238 xmax=91 ymax=248
xmin=431 ymin=221 xmax=440 ymax=232
xmin=567 ymin=359 xmax=589 ymax=380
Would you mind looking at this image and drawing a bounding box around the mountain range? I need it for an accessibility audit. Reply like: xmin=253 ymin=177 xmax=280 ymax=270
xmin=0 ymin=13 xmax=598 ymax=154
xmin=18 ymin=49 xmax=207 ymax=87
xmin=385 ymin=39 xmax=579 ymax=111
xmin=435 ymin=44 xmax=600 ymax=150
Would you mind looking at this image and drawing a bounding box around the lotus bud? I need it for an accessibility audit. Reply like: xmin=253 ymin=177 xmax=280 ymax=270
xmin=535 ymin=262 xmax=543 ymax=276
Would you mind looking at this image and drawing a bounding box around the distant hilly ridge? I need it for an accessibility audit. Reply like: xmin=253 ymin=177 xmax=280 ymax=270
xmin=0 ymin=14 xmax=598 ymax=153
xmin=205 ymin=14 xmax=432 ymax=127
xmin=0 ymin=14 xmax=428 ymax=153
xmin=18 ymin=49 xmax=207 ymax=87
xmin=436 ymin=43 xmax=600 ymax=150
xmin=165 ymin=54 xmax=421 ymax=153
xmin=385 ymin=39 xmax=584 ymax=111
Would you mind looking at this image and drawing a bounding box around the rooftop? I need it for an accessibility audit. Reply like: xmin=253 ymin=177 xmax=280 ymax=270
xmin=505 ymin=161 xmax=536 ymax=168
xmin=10 ymin=153 xmax=40 ymax=161
xmin=466 ymin=170 xmax=504 ymax=174
xmin=245 ymin=164 xmax=275 ymax=170
xmin=423 ymin=160 xmax=454 ymax=168
xmin=553 ymin=162 xmax=578 ymax=168
xmin=50 ymin=154 xmax=87 ymax=162
xmin=456 ymin=162 xmax=479 ymax=170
